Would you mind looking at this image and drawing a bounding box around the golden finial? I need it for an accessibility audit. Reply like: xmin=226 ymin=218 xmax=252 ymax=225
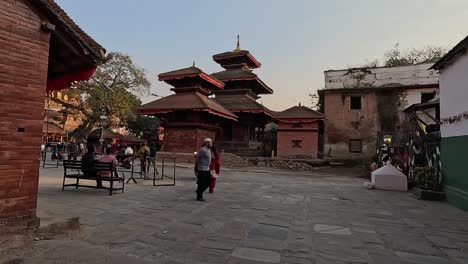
xmin=234 ymin=35 xmax=240 ymax=51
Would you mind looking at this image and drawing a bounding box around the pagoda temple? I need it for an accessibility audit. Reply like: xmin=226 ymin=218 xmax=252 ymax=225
xmin=211 ymin=36 xmax=274 ymax=156
xmin=138 ymin=66 xmax=237 ymax=153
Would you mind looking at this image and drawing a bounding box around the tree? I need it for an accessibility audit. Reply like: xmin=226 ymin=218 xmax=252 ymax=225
xmin=309 ymin=91 xmax=323 ymax=112
xmin=383 ymin=43 xmax=447 ymax=67
xmin=127 ymin=115 xmax=160 ymax=139
xmin=52 ymin=52 xmax=150 ymax=140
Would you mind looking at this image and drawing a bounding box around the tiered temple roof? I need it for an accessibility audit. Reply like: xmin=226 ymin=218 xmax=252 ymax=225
xmin=138 ymin=66 xmax=237 ymax=121
xmin=212 ymin=36 xmax=273 ymax=117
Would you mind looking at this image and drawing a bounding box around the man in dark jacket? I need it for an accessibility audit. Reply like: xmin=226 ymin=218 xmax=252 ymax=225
xmin=81 ymin=145 xmax=101 ymax=188
xmin=147 ymin=142 xmax=159 ymax=175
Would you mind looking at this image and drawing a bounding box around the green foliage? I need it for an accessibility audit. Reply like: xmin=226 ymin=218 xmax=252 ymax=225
xmin=309 ymin=92 xmax=323 ymax=112
xmin=127 ymin=115 xmax=160 ymax=139
xmin=51 ymin=52 xmax=150 ymax=139
xmin=384 ymin=43 xmax=447 ymax=67
xmin=414 ymin=166 xmax=442 ymax=191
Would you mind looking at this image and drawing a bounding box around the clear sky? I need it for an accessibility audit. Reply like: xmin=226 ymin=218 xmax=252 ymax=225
xmin=56 ymin=0 xmax=468 ymax=111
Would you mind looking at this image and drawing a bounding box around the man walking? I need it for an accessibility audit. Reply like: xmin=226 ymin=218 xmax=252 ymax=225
xmin=147 ymin=142 xmax=159 ymax=176
xmin=195 ymin=138 xmax=212 ymax=201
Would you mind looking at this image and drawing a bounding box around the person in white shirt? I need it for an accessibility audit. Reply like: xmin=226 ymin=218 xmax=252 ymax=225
xmin=124 ymin=145 xmax=134 ymax=155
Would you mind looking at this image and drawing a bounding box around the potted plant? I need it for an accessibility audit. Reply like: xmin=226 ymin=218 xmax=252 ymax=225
xmin=412 ymin=167 xmax=445 ymax=201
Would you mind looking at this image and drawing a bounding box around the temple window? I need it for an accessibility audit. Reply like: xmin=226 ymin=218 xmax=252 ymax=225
xmin=349 ymin=139 xmax=362 ymax=153
xmin=292 ymin=140 xmax=302 ymax=148
xmin=350 ymin=96 xmax=362 ymax=110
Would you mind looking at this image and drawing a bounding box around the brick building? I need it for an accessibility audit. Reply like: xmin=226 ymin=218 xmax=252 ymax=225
xmin=275 ymin=104 xmax=323 ymax=158
xmin=138 ymin=66 xmax=238 ymax=153
xmin=320 ymin=64 xmax=439 ymax=159
xmin=43 ymin=90 xmax=84 ymax=142
xmin=0 ymin=0 xmax=106 ymax=231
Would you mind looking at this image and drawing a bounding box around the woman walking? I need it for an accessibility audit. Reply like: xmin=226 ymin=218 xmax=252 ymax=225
xmin=209 ymin=145 xmax=220 ymax=193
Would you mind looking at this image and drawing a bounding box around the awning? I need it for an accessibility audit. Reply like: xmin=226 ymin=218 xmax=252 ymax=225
xmin=46 ymin=67 xmax=97 ymax=92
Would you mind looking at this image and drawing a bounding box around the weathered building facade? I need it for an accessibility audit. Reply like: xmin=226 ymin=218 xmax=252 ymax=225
xmin=321 ymin=64 xmax=439 ymax=159
xmin=0 ymin=0 xmax=105 ymax=231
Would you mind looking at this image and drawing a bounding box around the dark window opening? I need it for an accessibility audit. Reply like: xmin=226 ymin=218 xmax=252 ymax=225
xmin=349 ymin=139 xmax=362 ymax=153
xmin=421 ymin=92 xmax=436 ymax=103
xmin=292 ymin=140 xmax=302 ymax=148
xmin=292 ymin=123 xmax=303 ymax=128
xmin=350 ymin=96 xmax=362 ymax=110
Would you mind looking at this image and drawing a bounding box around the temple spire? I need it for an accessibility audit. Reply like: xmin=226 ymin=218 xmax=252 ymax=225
xmin=192 ymin=61 xmax=195 ymax=67
xmin=234 ymin=35 xmax=240 ymax=51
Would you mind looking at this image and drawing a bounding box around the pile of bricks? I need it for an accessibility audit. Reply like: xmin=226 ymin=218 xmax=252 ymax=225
xmin=220 ymin=152 xmax=252 ymax=168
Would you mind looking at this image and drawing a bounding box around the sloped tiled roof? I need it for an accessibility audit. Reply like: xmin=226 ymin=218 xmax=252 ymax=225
xmin=88 ymin=129 xmax=123 ymax=139
xmin=211 ymin=68 xmax=273 ymax=94
xmin=32 ymin=0 xmax=106 ymax=63
xmin=214 ymin=95 xmax=273 ymax=116
xmin=211 ymin=68 xmax=257 ymax=80
xmin=213 ymin=50 xmax=261 ymax=69
xmin=138 ymin=92 xmax=237 ymax=121
xmin=274 ymin=106 xmax=323 ymax=119
xmin=158 ymin=66 xmax=225 ymax=90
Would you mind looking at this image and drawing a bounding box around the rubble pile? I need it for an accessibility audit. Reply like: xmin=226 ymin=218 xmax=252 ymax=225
xmin=267 ymin=160 xmax=316 ymax=171
xmin=220 ymin=152 xmax=252 ymax=168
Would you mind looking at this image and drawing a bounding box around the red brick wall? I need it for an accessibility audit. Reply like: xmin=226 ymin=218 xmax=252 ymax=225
xmin=0 ymin=0 xmax=50 ymax=227
xmin=163 ymin=126 xmax=216 ymax=153
xmin=277 ymin=121 xmax=319 ymax=158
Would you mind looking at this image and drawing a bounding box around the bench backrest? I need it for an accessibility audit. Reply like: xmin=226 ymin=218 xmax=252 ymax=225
xmin=63 ymin=160 xmax=115 ymax=172
xmin=63 ymin=160 xmax=81 ymax=170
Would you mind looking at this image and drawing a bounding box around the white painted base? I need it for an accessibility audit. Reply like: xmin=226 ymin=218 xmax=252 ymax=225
xmin=371 ymin=164 xmax=408 ymax=192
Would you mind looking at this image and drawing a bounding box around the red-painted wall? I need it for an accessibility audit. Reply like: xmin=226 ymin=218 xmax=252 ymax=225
xmin=277 ymin=120 xmax=319 ymax=158
xmin=0 ymin=0 xmax=50 ymax=229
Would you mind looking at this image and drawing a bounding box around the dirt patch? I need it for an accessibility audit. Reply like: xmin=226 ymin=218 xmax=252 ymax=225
xmin=0 ymin=217 xmax=82 ymax=264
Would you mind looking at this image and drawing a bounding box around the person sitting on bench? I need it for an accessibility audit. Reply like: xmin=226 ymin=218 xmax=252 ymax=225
xmin=81 ymin=145 xmax=100 ymax=188
xmin=98 ymin=147 xmax=118 ymax=177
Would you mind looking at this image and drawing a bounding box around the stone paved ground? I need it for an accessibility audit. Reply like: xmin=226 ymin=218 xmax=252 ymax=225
xmin=2 ymin=165 xmax=468 ymax=264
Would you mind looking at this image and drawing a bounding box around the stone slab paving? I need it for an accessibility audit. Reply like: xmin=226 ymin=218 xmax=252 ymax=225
xmin=2 ymin=166 xmax=468 ymax=263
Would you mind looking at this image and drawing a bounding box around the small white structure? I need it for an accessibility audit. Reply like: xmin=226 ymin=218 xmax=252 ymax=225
xmin=371 ymin=163 xmax=408 ymax=191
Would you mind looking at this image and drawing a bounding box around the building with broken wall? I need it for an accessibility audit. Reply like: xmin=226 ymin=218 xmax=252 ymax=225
xmin=320 ymin=63 xmax=439 ymax=159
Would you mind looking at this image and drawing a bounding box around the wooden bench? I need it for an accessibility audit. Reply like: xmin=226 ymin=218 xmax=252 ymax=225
xmin=62 ymin=160 xmax=125 ymax=196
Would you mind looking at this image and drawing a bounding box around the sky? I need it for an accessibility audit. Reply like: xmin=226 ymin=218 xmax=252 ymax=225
xmin=56 ymin=0 xmax=468 ymax=111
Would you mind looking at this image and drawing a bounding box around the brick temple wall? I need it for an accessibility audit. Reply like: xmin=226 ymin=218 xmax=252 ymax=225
xmin=163 ymin=126 xmax=216 ymax=153
xmin=277 ymin=121 xmax=319 ymax=158
xmin=0 ymin=0 xmax=50 ymax=230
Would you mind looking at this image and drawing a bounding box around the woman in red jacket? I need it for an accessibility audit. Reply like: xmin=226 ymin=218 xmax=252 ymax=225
xmin=209 ymin=145 xmax=221 ymax=193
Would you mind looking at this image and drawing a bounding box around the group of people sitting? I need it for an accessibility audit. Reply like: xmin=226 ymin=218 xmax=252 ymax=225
xmin=80 ymin=142 xmax=160 ymax=188
xmin=81 ymin=145 xmax=118 ymax=188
